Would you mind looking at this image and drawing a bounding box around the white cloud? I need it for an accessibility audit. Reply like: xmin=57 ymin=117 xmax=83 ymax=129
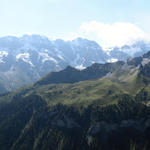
xmin=77 ymin=21 xmax=149 ymax=48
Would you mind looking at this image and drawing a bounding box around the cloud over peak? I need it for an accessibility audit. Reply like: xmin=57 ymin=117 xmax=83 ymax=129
xmin=78 ymin=21 xmax=148 ymax=48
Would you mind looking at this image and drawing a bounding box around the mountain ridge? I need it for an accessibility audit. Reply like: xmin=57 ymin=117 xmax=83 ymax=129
xmin=0 ymin=34 xmax=149 ymax=94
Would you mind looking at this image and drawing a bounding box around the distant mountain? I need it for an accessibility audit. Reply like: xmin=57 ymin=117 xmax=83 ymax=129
xmin=0 ymin=34 xmax=149 ymax=93
xmin=114 ymin=40 xmax=150 ymax=57
xmin=107 ymin=47 xmax=130 ymax=62
xmin=0 ymin=35 xmax=108 ymax=93
xmin=1 ymin=50 xmax=150 ymax=150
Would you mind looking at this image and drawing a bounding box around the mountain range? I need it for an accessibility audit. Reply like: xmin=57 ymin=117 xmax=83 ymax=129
xmin=0 ymin=34 xmax=150 ymax=93
xmin=0 ymin=49 xmax=150 ymax=150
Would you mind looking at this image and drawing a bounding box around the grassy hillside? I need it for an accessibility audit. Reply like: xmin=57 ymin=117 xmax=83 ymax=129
xmin=3 ymin=62 xmax=148 ymax=107
xmin=0 ymin=57 xmax=150 ymax=150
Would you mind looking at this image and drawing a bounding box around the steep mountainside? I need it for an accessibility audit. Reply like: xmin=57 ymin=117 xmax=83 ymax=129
xmin=36 ymin=61 xmax=124 ymax=85
xmin=0 ymin=51 xmax=150 ymax=150
xmin=0 ymin=35 xmax=108 ymax=93
xmin=0 ymin=35 xmax=149 ymax=94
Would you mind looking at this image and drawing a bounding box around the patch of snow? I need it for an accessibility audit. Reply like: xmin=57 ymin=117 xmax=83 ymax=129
xmin=16 ymin=53 xmax=34 ymax=67
xmin=0 ymin=51 xmax=8 ymax=57
xmin=142 ymin=58 xmax=150 ymax=66
xmin=39 ymin=52 xmax=58 ymax=64
xmin=16 ymin=53 xmax=29 ymax=60
xmin=106 ymin=51 xmax=110 ymax=56
xmin=0 ymin=51 xmax=8 ymax=63
xmin=58 ymin=55 xmax=65 ymax=61
xmin=75 ymin=64 xmax=86 ymax=70
xmin=44 ymin=49 xmax=49 ymax=53
xmin=91 ymin=61 xmax=95 ymax=64
xmin=107 ymin=58 xmax=118 ymax=63
xmin=54 ymin=48 xmax=66 ymax=60
xmin=103 ymin=47 xmax=114 ymax=52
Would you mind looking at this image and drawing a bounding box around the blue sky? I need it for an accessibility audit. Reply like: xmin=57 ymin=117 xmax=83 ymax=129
xmin=0 ymin=0 xmax=150 ymax=47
